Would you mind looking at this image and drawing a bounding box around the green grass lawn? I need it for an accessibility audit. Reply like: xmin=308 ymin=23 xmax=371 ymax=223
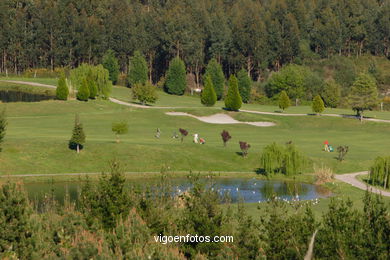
xmin=1 ymin=90 xmax=390 ymax=175
xmin=112 ymin=85 xmax=390 ymax=120
xmin=0 ymin=76 xmax=58 ymax=86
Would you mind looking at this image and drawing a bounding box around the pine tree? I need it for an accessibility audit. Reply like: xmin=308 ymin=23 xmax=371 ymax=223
xmin=76 ymin=78 xmax=90 ymax=101
xmin=225 ymin=75 xmax=242 ymax=111
xmin=87 ymin=72 xmax=97 ymax=99
xmin=102 ymin=49 xmax=120 ymax=84
xmin=69 ymin=114 xmax=86 ymax=153
xmin=312 ymin=95 xmax=325 ymax=114
xmin=0 ymin=109 xmax=6 ymax=152
xmin=201 ymin=75 xmax=217 ymax=106
xmin=278 ymin=91 xmax=290 ymax=112
xmin=128 ymin=51 xmax=148 ymax=87
xmin=56 ymin=72 xmax=69 ymax=100
xmin=0 ymin=182 xmax=35 ymax=259
xmin=165 ymin=57 xmax=187 ymax=95
xmin=204 ymin=58 xmax=225 ymax=100
xmin=237 ymin=68 xmax=251 ymax=103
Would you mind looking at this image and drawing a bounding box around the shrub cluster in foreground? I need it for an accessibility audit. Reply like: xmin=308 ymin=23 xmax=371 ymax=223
xmin=0 ymin=162 xmax=389 ymax=259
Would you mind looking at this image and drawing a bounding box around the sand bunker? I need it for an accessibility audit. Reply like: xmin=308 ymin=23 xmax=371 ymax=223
xmin=166 ymin=112 xmax=275 ymax=127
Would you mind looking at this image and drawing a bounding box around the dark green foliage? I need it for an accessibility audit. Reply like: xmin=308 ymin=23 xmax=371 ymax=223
xmin=165 ymin=57 xmax=187 ymax=95
xmin=132 ymin=83 xmax=158 ymax=105
xmin=225 ymin=75 xmax=242 ymax=111
xmin=0 ymin=170 xmax=389 ymax=258
xmin=266 ymin=65 xmax=307 ymax=100
xmin=179 ymin=181 xmax=225 ymax=258
xmin=315 ymin=193 xmax=390 ymax=259
xmin=56 ymin=73 xmax=68 ymax=100
xmin=112 ymin=121 xmax=129 ymax=143
xmin=261 ymin=201 xmax=316 ymax=259
xmin=348 ymin=73 xmax=378 ymax=118
xmin=1 ymin=0 xmax=389 ymax=83
xmin=204 ymin=58 xmax=225 ymax=100
xmin=128 ymin=51 xmax=148 ymax=87
xmin=102 ymin=49 xmax=120 ymax=84
xmin=0 ymin=182 xmax=35 ymax=259
xmin=278 ymin=90 xmax=291 ymax=111
xmin=260 ymin=143 xmax=307 ymax=176
xmin=322 ymin=80 xmax=341 ymax=108
xmin=369 ymin=156 xmax=390 ymax=189
xmin=76 ymin=78 xmax=90 ymax=101
xmin=200 ymin=75 xmax=217 ymax=106
xmin=237 ymin=69 xmax=251 ymax=103
xmin=68 ymin=114 xmax=86 ymax=153
xmin=0 ymin=110 xmax=6 ymax=152
xmin=80 ymin=160 xmax=132 ymax=230
xmin=337 ymin=146 xmax=349 ymax=161
xmin=312 ymin=95 xmax=325 ymax=114
xmin=87 ymin=72 xmax=97 ymax=99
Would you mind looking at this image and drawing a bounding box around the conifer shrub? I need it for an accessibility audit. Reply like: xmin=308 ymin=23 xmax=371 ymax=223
xmin=76 ymin=78 xmax=90 ymax=101
xmin=69 ymin=114 xmax=86 ymax=153
xmin=225 ymin=75 xmax=242 ymax=111
xmin=204 ymin=58 xmax=225 ymax=100
xmin=278 ymin=90 xmax=290 ymax=111
xmin=56 ymin=73 xmax=69 ymax=100
xmin=165 ymin=57 xmax=186 ymax=95
xmin=312 ymin=95 xmax=325 ymax=114
xmin=102 ymin=49 xmax=120 ymax=84
xmin=128 ymin=51 xmax=148 ymax=87
xmin=201 ymin=75 xmax=217 ymax=106
xmin=237 ymin=68 xmax=251 ymax=103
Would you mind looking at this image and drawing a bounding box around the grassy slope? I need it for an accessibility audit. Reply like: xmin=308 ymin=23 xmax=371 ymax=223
xmin=111 ymin=85 xmax=390 ymax=120
xmin=0 ymin=76 xmax=58 ymax=86
xmin=1 ymin=94 xmax=390 ymax=175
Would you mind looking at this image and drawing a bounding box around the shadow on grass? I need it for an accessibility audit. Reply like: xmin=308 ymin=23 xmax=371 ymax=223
xmin=255 ymin=168 xmax=267 ymax=176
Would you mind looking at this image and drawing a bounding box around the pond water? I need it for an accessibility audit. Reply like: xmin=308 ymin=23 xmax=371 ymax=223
xmin=0 ymin=89 xmax=55 ymax=102
xmin=25 ymin=178 xmax=331 ymax=206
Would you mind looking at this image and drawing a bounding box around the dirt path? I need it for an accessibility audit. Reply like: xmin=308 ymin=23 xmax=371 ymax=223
xmin=0 ymin=80 xmax=57 ymax=89
xmin=240 ymin=109 xmax=390 ymax=123
xmin=334 ymin=171 xmax=390 ymax=197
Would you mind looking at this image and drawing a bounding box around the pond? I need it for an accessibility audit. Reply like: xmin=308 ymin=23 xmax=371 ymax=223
xmin=0 ymin=89 xmax=56 ymax=102
xmin=25 ymin=177 xmax=331 ymax=207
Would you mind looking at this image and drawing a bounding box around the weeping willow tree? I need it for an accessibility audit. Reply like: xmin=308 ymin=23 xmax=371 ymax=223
xmin=260 ymin=143 xmax=307 ymax=176
xmin=369 ymin=156 xmax=390 ymax=189
xmin=260 ymin=143 xmax=284 ymax=175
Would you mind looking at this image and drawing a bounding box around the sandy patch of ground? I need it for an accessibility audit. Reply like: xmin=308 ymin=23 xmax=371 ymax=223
xmin=165 ymin=112 xmax=276 ymax=127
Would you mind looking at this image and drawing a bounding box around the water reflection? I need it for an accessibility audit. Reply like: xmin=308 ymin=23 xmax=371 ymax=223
xmin=0 ymin=89 xmax=55 ymax=102
xmin=24 ymin=177 xmax=331 ymax=207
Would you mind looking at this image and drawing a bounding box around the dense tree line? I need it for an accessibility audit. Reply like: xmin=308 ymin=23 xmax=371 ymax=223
xmin=0 ymin=162 xmax=389 ymax=259
xmin=0 ymin=0 xmax=389 ymax=82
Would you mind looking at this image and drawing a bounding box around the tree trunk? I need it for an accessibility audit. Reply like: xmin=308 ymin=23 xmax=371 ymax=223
xmin=116 ymin=134 xmax=120 ymax=143
xmin=148 ymin=52 xmax=154 ymax=83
